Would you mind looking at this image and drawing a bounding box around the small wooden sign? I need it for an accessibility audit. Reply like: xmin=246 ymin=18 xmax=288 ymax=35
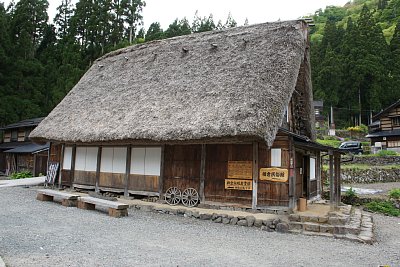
xmin=259 ymin=168 xmax=288 ymax=182
xmin=227 ymin=161 xmax=252 ymax=179
xmin=225 ymin=179 xmax=252 ymax=190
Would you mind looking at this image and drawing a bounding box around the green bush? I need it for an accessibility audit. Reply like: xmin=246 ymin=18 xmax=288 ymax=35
xmin=376 ymin=150 xmax=398 ymax=156
xmin=365 ymin=201 xmax=400 ymax=217
xmin=389 ymin=188 xmax=400 ymax=200
xmin=346 ymin=124 xmax=368 ymax=134
xmin=10 ymin=171 xmax=33 ymax=179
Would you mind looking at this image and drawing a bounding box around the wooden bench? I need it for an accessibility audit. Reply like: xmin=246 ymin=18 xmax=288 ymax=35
xmin=77 ymin=196 xmax=129 ymax=218
xmin=37 ymin=189 xmax=80 ymax=207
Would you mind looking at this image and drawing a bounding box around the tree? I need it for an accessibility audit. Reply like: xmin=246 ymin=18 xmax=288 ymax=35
xmin=164 ymin=18 xmax=191 ymax=38
xmin=145 ymin=22 xmax=164 ymax=41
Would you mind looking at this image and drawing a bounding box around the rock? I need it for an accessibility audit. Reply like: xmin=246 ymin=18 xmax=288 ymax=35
xmin=192 ymin=211 xmax=200 ymax=218
xmin=273 ymin=218 xmax=281 ymax=225
xmin=213 ymin=217 xmax=222 ymax=223
xmin=212 ymin=213 xmax=218 ymax=220
xmin=254 ymin=219 xmax=263 ymax=228
xmin=199 ymin=213 xmax=212 ymax=220
xmin=261 ymin=226 xmax=274 ymax=232
xmin=246 ymin=216 xmax=256 ymax=227
xmin=230 ymin=217 xmax=238 ymax=225
xmin=237 ymin=219 xmax=248 ymax=226
xmin=263 ymin=219 xmax=274 ymax=226
xmin=276 ymin=223 xmax=289 ymax=233
xmin=288 ymin=214 xmax=300 ymax=222
xmin=237 ymin=216 xmax=246 ymax=220
xmin=222 ymin=218 xmax=231 ymax=224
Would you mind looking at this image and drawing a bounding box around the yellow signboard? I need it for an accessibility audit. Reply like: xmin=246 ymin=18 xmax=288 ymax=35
xmin=225 ymin=179 xmax=252 ymax=190
xmin=227 ymin=161 xmax=252 ymax=179
xmin=259 ymin=168 xmax=289 ymax=182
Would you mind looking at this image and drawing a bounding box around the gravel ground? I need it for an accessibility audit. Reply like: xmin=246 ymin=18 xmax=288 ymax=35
xmin=345 ymin=182 xmax=400 ymax=198
xmin=0 ymin=187 xmax=399 ymax=267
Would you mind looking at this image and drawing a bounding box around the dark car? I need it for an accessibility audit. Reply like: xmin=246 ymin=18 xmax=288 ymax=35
xmin=339 ymin=141 xmax=363 ymax=155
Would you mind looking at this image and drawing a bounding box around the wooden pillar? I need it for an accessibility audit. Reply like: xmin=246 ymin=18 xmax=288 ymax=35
xmin=45 ymin=142 xmax=51 ymax=187
xmin=70 ymin=145 xmax=76 ymax=187
xmin=33 ymin=153 xmax=37 ymax=177
xmin=58 ymin=144 xmax=65 ymax=188
xmin=158 ymin=145 xmax=165 ymax=200
xmin=334 ymin=152 xmax=341 ymax=208
xmin=252 ymin=142 xmax=259 ymax=210
xmin=329 ymin=150 xmax=335 ymax=211
xmin=288 ymin=137 xmax=296 ymax=210
xmin=316 ymin=151 xmax=321 ymax=197
xmin=124 ymin=146 xmax=132 ymax=197
xmin=199 ymin=144 xmax=206 ymax=203
xmin=95 ymin=147 xmax=102 ymax=193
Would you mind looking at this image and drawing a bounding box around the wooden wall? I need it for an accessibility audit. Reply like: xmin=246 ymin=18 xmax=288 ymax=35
xmin=163 ymin=145 xmax=201 ymax=193
xmin=257 ymin=136 xmax=290 ymax=207
xmin=74 ymin=170 xmax=96 ymax=186
xmin=205 ymin=144 xmax=253 ymax=205
xmin=128 ymin=174 xmax=158 ymax=193
xmin=380 ymin=106 xmax=400 ymax=131
xmin=99 ymin=173 xmax=125 ymax=190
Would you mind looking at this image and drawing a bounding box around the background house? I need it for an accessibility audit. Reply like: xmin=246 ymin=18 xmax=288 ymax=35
xmin=0 ymin=118 xmax=48 ymax=176
xmin=313 ymin=100 xmax=324 ymax=129
xmin=367 ymin=99 xmax=400 ymax=153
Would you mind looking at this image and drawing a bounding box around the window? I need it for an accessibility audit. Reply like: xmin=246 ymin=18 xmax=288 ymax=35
xmin=392 ymin=117 xmax=400 ymax=127
xmin=271 ymin=148 xmax=281 ymax=167
xmin=310 ymin=158 xmax=316 ymax=180
xmin=11 ymin=130 xmax=18 ymax=142
xmin=388 ymin=141 xmax=400 ymax=148
xmin=24 ymin=128 xmax=31 ymax=141
xmin=130 ymin=147 xmax=162 ymax=176
xmin=75 ymin=147 xmax=98 ymax=171
xmin=100 ymin=147 xmax=127 ymax=174
xmin=62 ymin=147 xmax=73 ymax=170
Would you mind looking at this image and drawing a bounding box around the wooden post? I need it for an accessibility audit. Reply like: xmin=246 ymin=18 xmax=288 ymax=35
xmin=70 ymin=145 xmax=76 ymax=187
xmin=158 ymin=145 xmax=165 ymax=200
xmin=288 ymin=137 xmax=296 ymax=210
xmin=59 ymin=144 xmax=65 ymax=188
xmin=124 ymin=146 xmax=132 ymax=197
xmin=45 ymin=142 xmax=51 ymax=187
xmin=252 ymin=142 xmax=259 ymax=210
xmin=334 ymin=152 xmax=341 ymax=208
xmin=33 ymin=153 xmax=37 ymax=177
xmin=199 ymin=144 xmax=206 ymax=203
xmin=316 ymin=151 xmax=321 ymax=197
xmin=95 ymin=147 xmax=102 ymax=193
xmin=329 ymin=150 xmax=334 ymax=211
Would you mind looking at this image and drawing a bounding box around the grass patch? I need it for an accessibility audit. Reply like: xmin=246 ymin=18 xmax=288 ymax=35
xmin=364 ymin=201 xmax=400 ymax=217
xmin=317 ymin=139 xmax=341 ymax=148
xmin=10 ymin=171 xmax=33 ymax=179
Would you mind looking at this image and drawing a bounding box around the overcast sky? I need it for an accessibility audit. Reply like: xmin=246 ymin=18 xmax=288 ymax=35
xmin=2 ymin=0 xmax=350 ymax=29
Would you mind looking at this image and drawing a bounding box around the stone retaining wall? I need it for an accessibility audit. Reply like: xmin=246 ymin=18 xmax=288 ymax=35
xmin=341 ymin=168 xmax=400 ymax=184
xmin=343 ymin=156 xmax=400 ymax=166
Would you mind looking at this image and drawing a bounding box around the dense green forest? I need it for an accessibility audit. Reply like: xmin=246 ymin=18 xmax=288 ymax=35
xmin=0 ymin=0 xmax=399 ymax=128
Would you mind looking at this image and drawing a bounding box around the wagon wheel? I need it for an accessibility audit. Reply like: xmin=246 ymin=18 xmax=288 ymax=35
xmin=165 ymin=187 xmax=182 ymax=206
xmin=182 ymin=188 xmax=199 ymax=207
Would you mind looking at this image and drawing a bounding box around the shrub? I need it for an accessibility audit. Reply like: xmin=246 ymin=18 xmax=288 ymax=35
xmin=376 ymin=150 xmax=398 ymax=156
xmin=10 ymin=171 xmax=33 ymax=179
xmin=365 ymin=201 xmax=400 ymax=217
xmin=342 ymin=187 xmax=359 ymax=205
xmin=389 ymin=188 xmax=400 ymax=200
xmin=346 ymin=124 xmax=368 ymax=134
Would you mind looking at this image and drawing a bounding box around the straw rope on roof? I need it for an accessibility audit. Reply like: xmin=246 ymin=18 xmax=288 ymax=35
xmin=31 ymin=20 xmax=313 ymax=146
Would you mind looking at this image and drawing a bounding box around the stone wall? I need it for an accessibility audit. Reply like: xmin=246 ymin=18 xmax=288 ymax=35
xmin=341 ymin=168 xmax=400 ymax=184
xmin=343 ymin=156 xmax=400 ymax=166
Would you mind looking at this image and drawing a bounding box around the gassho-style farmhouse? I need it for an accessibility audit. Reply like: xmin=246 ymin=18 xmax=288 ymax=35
xmin=30 ymin=20 xmax=342 ymax=212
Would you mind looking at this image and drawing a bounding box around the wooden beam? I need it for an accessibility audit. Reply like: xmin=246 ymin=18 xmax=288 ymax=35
xmin=329 ymin=151 xmax=334 ymax=211
xmin=124 ymin=146 xmax=132 ymax=197
xmin=252 ymin=142 xmax=259 ymax=209
xmin=334 ymin=153 xmax=341 ymax=208
xmin=70 ymin=145 xmax=76 ymax=188
xmin=288 ymin=137 xmax=296 ymax=210
xmin=199 ymin=144 xmax=206 ymax=203
xmin=158 ymin=145 xmax=165 ymax=200
xmin=59 ymin=144 xmax=65 ymax=188
xmin=95 ymin=147 xmax=102 ymax=193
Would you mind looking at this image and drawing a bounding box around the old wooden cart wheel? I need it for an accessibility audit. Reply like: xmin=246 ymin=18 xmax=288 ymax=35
xmin=182 ymin=188 xmax=199 ymax=207
xmin=165 ymin=187 xmax=181 ymax=205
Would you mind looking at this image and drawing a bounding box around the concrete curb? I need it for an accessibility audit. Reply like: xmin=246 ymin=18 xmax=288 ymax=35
xmin=0 ymin=255 xmax=6 ymax=267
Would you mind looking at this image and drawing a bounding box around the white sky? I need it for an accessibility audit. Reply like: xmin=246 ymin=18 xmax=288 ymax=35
xmin=2 ymin=0 xmax=350 ymax=29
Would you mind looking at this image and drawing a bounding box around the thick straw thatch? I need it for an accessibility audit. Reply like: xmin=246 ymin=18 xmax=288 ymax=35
xmin=31 ymin=20 xmax=312 ymax=146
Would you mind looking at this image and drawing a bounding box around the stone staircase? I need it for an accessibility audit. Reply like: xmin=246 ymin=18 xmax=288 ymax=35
xmin=288 ymin=205 xmax=375 ymax=244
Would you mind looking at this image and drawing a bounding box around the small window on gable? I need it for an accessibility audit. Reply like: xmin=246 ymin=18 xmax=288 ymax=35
xmin=393 ymin=117 xmax=400 ymax=127
xmin=310 ymin=157 xmax=316 ymax=181
xmin=11 ymin=130 xmax=18 ymax=141
xmin=271 ymin=148 xmax=281 ymax=167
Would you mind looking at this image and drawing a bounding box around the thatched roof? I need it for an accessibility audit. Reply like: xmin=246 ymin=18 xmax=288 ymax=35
xmin=31 ymin=20 xmax=313 ymax=146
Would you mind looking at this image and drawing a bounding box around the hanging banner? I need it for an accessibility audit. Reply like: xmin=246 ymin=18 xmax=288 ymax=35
xmin=259 ymin=168 xmax=288 ymax=182
xmin=225 ymin=179 xmax=252 ymax=190
xmin=227 ymin=161 xmax=252 ymax=179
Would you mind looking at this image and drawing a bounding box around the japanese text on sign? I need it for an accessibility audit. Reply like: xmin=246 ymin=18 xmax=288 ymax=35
xmin=225 ymin=179 xmax=253 ymax=190
xmin=259 ymin=168 xmax=288 ymax=182
xmin=227 ymin=161 xmax=252 ymax=179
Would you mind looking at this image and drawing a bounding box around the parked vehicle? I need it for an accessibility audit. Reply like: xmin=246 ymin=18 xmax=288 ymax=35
xmin=339 ymin=141 xmax=363 ymax=155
